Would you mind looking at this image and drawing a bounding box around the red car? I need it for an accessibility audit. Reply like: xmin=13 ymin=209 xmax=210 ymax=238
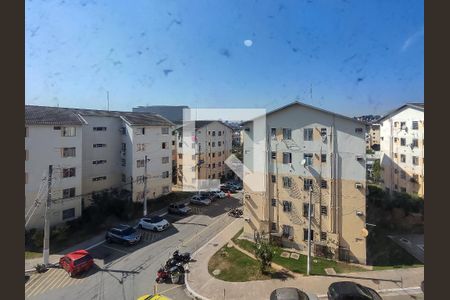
xmin=59 ymin=250 xmax=94 ymax=277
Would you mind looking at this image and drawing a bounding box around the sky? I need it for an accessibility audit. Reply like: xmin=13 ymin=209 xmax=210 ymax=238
xmin=25 ymin=0 xmax=424 ymax=117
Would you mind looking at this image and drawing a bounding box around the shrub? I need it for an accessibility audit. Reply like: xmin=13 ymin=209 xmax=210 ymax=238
xmin=255 ymin=241 xmax=274 ymax=273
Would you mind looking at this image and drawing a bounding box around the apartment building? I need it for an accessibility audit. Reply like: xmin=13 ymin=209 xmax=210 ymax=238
xmin=379 ymin=103 xmax=424 ymax=197
xmin=366 ymin=123 xmax=380 ymax=150
xmin=25 ymin=106 xmax=174 ymax=229
xmin=174 ymin=121 xmax=233 ymax=188
xmin=242 ymin=102 xmax=367 ymax=264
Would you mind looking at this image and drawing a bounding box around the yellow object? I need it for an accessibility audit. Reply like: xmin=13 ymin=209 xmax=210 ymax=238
xmin=136 ymin=294 xmax=171 ymax=300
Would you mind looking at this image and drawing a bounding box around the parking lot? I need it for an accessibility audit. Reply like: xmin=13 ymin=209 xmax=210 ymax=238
xmin=26 ymin=192 xmax=243 ymax=300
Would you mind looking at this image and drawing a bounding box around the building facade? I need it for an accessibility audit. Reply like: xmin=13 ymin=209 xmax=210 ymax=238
xmin=379 ymin=103 xmax=424 ymax=197
xmin=132 ymin=105 xmax=189 ymax=124
xmin=366 ymin=124 xmax=380 ymax=150
xmin=242 ymin=102 xmax=367 ymax=264
xmin=174 ymin=121 xmax=233 ymax=188
xmin=25 ymin=106 xmax=174 ymax=229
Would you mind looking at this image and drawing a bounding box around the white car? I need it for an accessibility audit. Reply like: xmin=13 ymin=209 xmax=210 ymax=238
xmin=211 ymin=190 xmax=226 ymax=198
xmin=138 ymin=216 xmax=170 ymax=231
xmin=190 ymin=195 xmax=211 ymax=206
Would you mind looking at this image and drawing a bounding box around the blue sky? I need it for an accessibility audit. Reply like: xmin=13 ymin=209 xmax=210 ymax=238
xmin=25 ymin=0 xmax=424 ymax=116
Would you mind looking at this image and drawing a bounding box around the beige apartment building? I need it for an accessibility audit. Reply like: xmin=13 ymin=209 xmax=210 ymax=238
xmin=366 ymin=123 xmax=380 ymax=150
xmin=379 ymin=103 xmax=424 ymax=197
xmin=242 ymin=102 xmax=367 ymax=264
xmin=174 ymin=121 xmax=233 ymax=188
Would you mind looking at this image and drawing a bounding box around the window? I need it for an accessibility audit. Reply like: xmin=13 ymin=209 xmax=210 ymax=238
xmin=401 ymin=187 xmax=406 ymax=193
xmin=137 ymin=159 xmax=145 ymax=168
xmin=320 ymin=180 xmax=327 ymax=189
xmin=394 ymin=122 xmax=399 ymax=127
xmin=62 ymin=208 xmax=75 ymax=220
xmin=394 ymin=184 xmax=398 ymax=190
xmin=62 ymin=147 xmax=76 ymax=157
xmin=162 ymin=186 xmax=170 ymax=193
xmin=394 ymin=153 xmax=398 ymax=158
xmin=121 ymin=127 xmax=126 ymax=135
xmin=400 ymin=170 xmax=406 ymax=179
xmin=212 ymin=131 xmax=216 ymax=136
xmin=191 ymin=154 xmax=196 ymax=160
xmin=304 ymin=153 xmax=313 ymax=166
xmin=218 ymin=152 xmax=222 ymax=157
xmin=218 ymin=141 xmax=222 ymax=146
xmin=61 ymin=127 xmax=76 ymax=137
xmin=412 ymin=156 xmax=419 ymax=165
xmin=271 ymin=222 xmax=277 ymax=231
xmin=63 ymin=168 xmax=76 ymax=178
xmin=320 ymin=128 xmax=327 ymax=136
xmin=303 ymin=203 xmax=314 ymax=217
xmin=121 ymin=143 xmax=126 ymax=152
xmin=121 ymin=174 xmax=126 ymax=182
xmin=401 ymin=154 xmax=406 ymax=163
xmin=212 ymin=163 xmax=216 ymax=168
xmin=63 ymin=188 xmax=76 ymax=198
xmin=172 ymin=140 xmax=175 ymax=146
xmin=282 ymin=128 xmax=292 ymax=140
xmin=320 ymin=232 xmax=327 ymax=241
xmin=282 ymin=201 xmax=292 ymax=212
xmin=320 ymin=205 xmax=328 ymax=216
xmin=412 ymin=121 xmax=419 ymax=130
xmin=282 ymin=176 xmax=292 ymax=188
xmin=412 ymin=139 xmax=418 ymax=148
xmin=212 ymin=153 xmax=216 ymax=158
xmin=321 ymin=154 xmax=327 ymax=163
xmin=92 ymin=160 xmax=107 ymax=165
xmin=179 ymin=142 xmax=183 ymax=148
xmin=271 ymin=175 xmax=276 ymax=183
xmin=394 ymin=168 xmax=398 ymax=174
xmin=270 ymin=128 xmax=276 ymax=139
xmin=304 ymin=128 xmax=313 ymax=141
xmin=399 ymin=138 xmax=405 ymax=146
xmin=212 ymin=142 xmax=216 ymax=147
xmin=208 ymin=131 xmax=211 ymax=135
xmin=162 ymin=142 xmax=167 ymax=149
xmin=136 ymin=175 xmax=145 ymax=184
xmin=271 ymin=199 xmax=277 ymax=206
xmin=304 ymin=179 xmax=313 ymax=190
xmin=218 ymin=162 xmax=221 ymax=167
xmin=282 ymin=225 xmax=292 ymax=238
xmin=93 ymin=127 xmax=107 ymax=131
xmin=162 ymin=171 xmax=169 ymax=178
xmin=161 ymin=127 xmax=169 ymax=134
xmin=400 ymin=122 xmax=406 ymax=129
xmin=303 ymin=228 xmax=314 ymax=241
xmin=271 ymin=152 xmax=276 ymax=159
xmin=137 ymin=143 xmax=145 ymax=151
xmin=93 ymin=143 xmax=106 ymax=148
xmin=92 ymin=176 xmax=107 ymax=181
xmin=412 ymin=174 xmax=419 ymax=183
xmin=178 ymin=153 xmax=183 ymax=159
xmin=355 ymin=128 xmax=363 ymax=133
xmin=121 ymin=159 xmax=126 ymax=166
xmin=218 ymin=131 xmax=222 ymax=136
xmin=162 ymin=157 xmax=169 ymax=164
xmin=283 ymin=152 xmax=292 ymax=164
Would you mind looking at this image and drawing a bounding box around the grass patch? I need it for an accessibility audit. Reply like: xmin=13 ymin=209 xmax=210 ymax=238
xmin=233 ymin=238 xmax=367 ymax=275
xmin=25 ymin=251 xmax=42 ymax=259
xmin=208 ymin=245 xmax=274 ymax=281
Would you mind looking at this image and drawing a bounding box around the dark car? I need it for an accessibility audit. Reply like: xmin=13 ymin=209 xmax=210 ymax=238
xmin=105 ymin=224 xmax=142 ymax=246
xmin=220 ymin=185 xmax=236 ymax=193
xmin=270 ymin=287 xmax=318 ymax=300
xmin=328 ymin=282 xmax=382 ymax=300
xmin=168 ymin=203 xmax=191 ymax=215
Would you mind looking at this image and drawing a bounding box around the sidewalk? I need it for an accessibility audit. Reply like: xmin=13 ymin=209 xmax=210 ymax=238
xmin=186 ymin=219 xmax=424 ymax=300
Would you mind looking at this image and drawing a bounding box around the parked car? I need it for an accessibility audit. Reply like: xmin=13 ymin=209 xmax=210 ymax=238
xmin=105 ymin=224 xmax=142 ymax=245
xmin=211 ymin=189 xmax=226 ymax=198
xmin=327 ymin=281 xmax=382 ymax=300
xmin=220 ymin=185 xmax=236 ymax=193
xmin=190 ymin=195 xmax=211 ymax=205
xmin=270 ymin=287 xmax=318 ymax=300
xmin=136 ymin=294 xmax=172 ymax=300
xmin=200 ymin=191 xmax=216 ymax=200
xmin=168 ymin=203 xmax=191 ymax=215
xmin=59 ymin=250 xmax=94 ymax=277
xmin=138 ymin=216 xmax=170 ymax=231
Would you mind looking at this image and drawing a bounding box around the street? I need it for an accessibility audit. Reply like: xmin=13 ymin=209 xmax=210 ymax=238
xmin=25 ymin=193 xmax=242 ymax=300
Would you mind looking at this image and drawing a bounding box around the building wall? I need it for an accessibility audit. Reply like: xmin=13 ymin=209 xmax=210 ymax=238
xmin=25 ymin=125 xmax=83 ymax=229
xmin=380 ymin=107 xmax=424 ymax=197
xmin=243 ymin=104 xmax=367 ymax=264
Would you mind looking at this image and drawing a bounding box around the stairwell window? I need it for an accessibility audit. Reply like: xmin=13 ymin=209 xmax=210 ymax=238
xmin=320 ymin=205 xmax=328 ymax=216
xmin=283 ymin=152 xmax=292 ymax=164
xmin=271 ymin=128 xmax=276 ymax=140
xmin=162 ymin=142 xmax=167 ymax=149
xmin=303 ymin=203 xmax=314 ymax=217
xmin=412 ymin=139 xmax=418 ymax=148
xmin=320 ymin=180 xmax=327 ymax=189
xmin=304 ymin=153 xmax=313 ymax=166
xmin=62 ymin=147 xmax=76 ymax=157
xmin=271 ymin=152 xmax=276 ymax=159
xmin=61 ymin=127 xmax=76 ymax=137
xmin=303 ymin=228 xmax=314 ymax=241
xmin=63 ymin=187 xmax=76 ymax=198
xmin=282 ymin=176 xmax=292 ymax=188
xmin=271 ymin=222 xmax=277 ymax=231
xmin=63 ymin=168 xmax=76 ymax=178
xmin=412 ymin=121 xmax=419 ymax=130
xmin=271 ymin=199 xmax=277 ymax=206
xmin=320 ymin=232 xmax=327 ymax=241
xmin=401 ymin=154 xmax=406 ymax=163
xmin=304 ymin=128 xmax=313 ymax=141
xmin=282 ymin=128 xmax=292 ymax=140
xmin=161 ymin=127 xmax=169 ymax=134
xmin=321 ymin=154 xmax=327 ymax=163
xmin=304 ymin=179 xmax=313 ymax=190
xmin=137 ymin=159 xmax=145 ymax=168
xmin=282 ymin=201 xmax=292 ymax=212
xmin=400 ymin=138 xmax=406 ymax=146
xmin=271 ymin=175 xmax=276 ymax=183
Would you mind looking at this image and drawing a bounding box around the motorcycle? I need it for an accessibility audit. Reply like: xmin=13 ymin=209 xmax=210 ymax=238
xmin=155 ymin=264 xmax=185 ymax=284
xmin=172 ymin=250 xmax=191 ymax=264
xmin=228 ymin=208 xmax=243 ymax=218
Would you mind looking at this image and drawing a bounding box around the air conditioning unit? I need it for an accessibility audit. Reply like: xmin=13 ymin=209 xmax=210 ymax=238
xmin=355 ymin=183 xmax=363 ymax=189
xmin=356 ymin=155 xmax=363 ymax=161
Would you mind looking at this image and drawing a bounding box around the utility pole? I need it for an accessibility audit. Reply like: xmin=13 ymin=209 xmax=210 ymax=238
xmin=43 ymin=165 xmax=52 ymax=266
xmin=143 ymin=155 xmax=149 ymax=216
xmin=307 ymin=185 xmax=312 ymax=275
xmin=107 ymin=91 xmax=110 ymax=111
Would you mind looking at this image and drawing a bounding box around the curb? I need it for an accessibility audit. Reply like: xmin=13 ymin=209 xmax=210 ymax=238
xmin=185 ymin=218 xmax=242 ymax=300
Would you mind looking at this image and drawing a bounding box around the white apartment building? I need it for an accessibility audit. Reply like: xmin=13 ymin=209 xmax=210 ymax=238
xmin=25 ymin=106 xmax=174 ymax=229
xmin=242 ymin=102 xmax=368 ymax=264
xmin=379 ymin=103 xmax=424 ymax=197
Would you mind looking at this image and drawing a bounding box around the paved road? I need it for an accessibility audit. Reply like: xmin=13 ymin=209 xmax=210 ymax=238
xmin=25 ymin=193 xmax=243 ymax=300
xmin=389 ymin=234 xmax=424 ymax=263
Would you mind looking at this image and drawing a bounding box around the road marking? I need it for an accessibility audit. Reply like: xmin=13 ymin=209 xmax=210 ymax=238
xmin=101 ymin=244 xmax=130 ymax=254
xmin=181 ymin=214 xmax=228 ymax=246
xmin=85 ymin=239 xmax=106 ymax=250
xmin=26 ymin=269 xmax=59 ymax=297
xmin=158 ymin=284 xmax=184 ymax=294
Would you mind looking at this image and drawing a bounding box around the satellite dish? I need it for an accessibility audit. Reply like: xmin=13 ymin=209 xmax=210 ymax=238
xmin=301 ymin=159 xmax=306 ymax=166
xmin=361 ymin=228 xmax=369 ymax=237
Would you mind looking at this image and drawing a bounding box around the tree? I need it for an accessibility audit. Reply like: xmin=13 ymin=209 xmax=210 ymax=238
xmin=254 ymin=241 xmax=273 ymax=273
xmin=372 ymin=159 xmax=382 ymax=182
